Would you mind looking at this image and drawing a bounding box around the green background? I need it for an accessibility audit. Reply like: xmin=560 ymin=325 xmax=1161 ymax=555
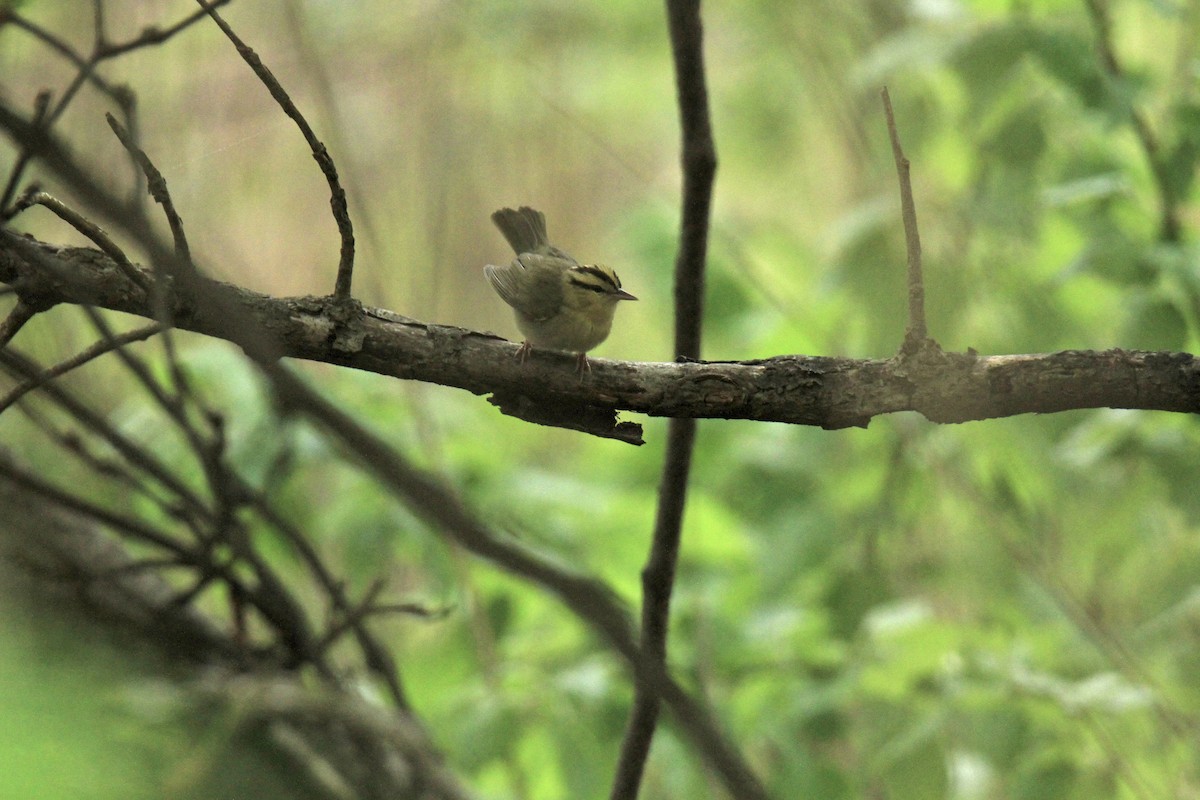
xmin=2 ymin=0 xmax=1200 ymax=797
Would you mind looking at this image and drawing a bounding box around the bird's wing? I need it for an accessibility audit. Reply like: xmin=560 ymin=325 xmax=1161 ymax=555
xmin=484 ymin=254 xmax=564 ymax=321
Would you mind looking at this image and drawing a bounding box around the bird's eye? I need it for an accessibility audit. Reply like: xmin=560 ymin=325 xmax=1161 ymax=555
xmin=569 ymin=277 xmax=608 ymax=293
xmin=572 ymin=266 xmax=620 ymax=291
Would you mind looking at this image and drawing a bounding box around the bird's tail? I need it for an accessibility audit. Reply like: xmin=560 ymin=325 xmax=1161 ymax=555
xmin=491 ymin=206 xmax=548 ymax=255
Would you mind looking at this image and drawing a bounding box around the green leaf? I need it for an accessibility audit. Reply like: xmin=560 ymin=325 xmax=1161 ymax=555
xmin=1027 ymin=27 xmax=1108 ymax=109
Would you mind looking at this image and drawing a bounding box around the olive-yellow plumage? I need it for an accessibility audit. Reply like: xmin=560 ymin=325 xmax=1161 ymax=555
xmin=485 ymin=206 xmax=636 ymax=371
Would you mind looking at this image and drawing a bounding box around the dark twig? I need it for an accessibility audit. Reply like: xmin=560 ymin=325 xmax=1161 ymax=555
xmin=262 ymin=361 xmax=769 ymax=800
xmin=0 ymin=91 xmax=51 ymax=217
xmin=89 ymin=266 xmax=409 ymax=702
xmin=1083 ymin=0 xmax=1181 ymax=243
xmin=0 ymin=320 xmax=164 ymax=415
xmin=0 ymin=101 xmax=291 ymax=368
xmin=0 ymin=300 xmax=39 ymax=348
xmin=80 ymin=323 xmax=337 ymax=675
xmin=0 ymin=456 xmax=195 ymax=559
xmin=249 ymin=493 xmax=414 ymax=711
xmin=102 ymin=109 xmax=199 ymax=400
xmin=95 ymin=0 xmax=234 ymax=60
xmin=310 ymin=579 xmax=433 ymax=658
xmin=103 ymin=109 xmax=198 ymax=401
xmin=105 ymin=113 xmax=192 ymax=265
xmin=611 ymin=2 xmax=727 ymax=799
xmin=1 ymin=1 xmax=220 ymax=211
xmin=13 ymin=190 xmax=152 ymax=293
xmin=881 ymin=87 xmax=927 ymax=349
xmin=194 ymin=0 xmax=356 ymax=300
xmin=0 ymin=348 xmax=212 ymax=523
xmin=11 ymin=399 xmax=200 ymax=534
xmin=0 ymin=104 xmax=382 ymax=683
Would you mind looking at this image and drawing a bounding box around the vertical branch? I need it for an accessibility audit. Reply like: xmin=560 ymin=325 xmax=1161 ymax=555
xmin=667 ymin=3 xmax=717 ymax=363
xmin=612 ymin=2 xmax=733 ymax=799
xmin=881 ymin=87 xmax=927 ymax=348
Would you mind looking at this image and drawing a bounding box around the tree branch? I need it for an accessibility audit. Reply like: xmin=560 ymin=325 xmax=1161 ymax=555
xmin=0 ymin=319 xmax=164 ymax=414
xmin=881 ymin=87 xmax=926 ymax=348
xmin=4 ymin=232 xmax=1198 ymax=433
xmin=261 ymin=361 xmax=768 ymax=799
xmin=612 ymin=1 xmax=724 ymax=798
xmin=195 ymin=0 xmax=356 ymax=300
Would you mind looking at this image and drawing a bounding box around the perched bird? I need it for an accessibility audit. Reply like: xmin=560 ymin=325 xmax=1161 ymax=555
xmin=484 ymin=206 xmax=636 ymax=373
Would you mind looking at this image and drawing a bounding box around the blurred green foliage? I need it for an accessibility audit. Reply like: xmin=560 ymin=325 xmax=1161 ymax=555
xmin=4 ymin=0 xmax=1200 ymax=798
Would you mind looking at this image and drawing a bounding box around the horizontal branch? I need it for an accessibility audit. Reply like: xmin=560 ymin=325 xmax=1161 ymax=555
xmin=4 ymin=230 xmax=1199 ymax=433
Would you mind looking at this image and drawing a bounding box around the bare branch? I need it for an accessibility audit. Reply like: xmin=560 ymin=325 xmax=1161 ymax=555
xmin=262 ymin=360 xmax=767 ymax=799
xmin=0 ymin=90 xmax=51 ymax=215
xmin=105 ymin=113 xmax=191 ymax=264
xmin=0 ymin=300 xmax=39 ymax=347
xmin=0 ymin=320 xmax=164 ymax=415
xmin=666 ymin=0 xmax=717 ymax=363
xmin=194 ymin=0 xmax=356 ymax=300
xmin=13 ymin=190 xmax=152 ymax=292
xmin=5 ymin=231 xmax=1200 ymax=431
xmin=96 ymin=0 xmax=234 ymax=60
xmin=0 ymin=0 xmax=220 ymax=211
xmin=881 ymin=87 xmax=927 ymax=348
xmin=248 ymin=491 xmax=415 ymax=711
xmin=0 ymin=455 xmax=195 ymax=559
xmin=0 ymin=347 xmax=212 ymax=521
xmin=613 ymin=1 xmax=729 ymax=798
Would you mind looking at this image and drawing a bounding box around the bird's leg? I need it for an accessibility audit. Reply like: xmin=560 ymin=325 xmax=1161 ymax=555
xmin=515 ymin=341 xmax=533 ymax=363
xmin=574 ymin=352 xmax=591 ymax=375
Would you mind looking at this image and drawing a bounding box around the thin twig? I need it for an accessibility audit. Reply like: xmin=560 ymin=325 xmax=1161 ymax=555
xmin=194 ymin=0 xmax=356 ymax=300
xmin=0 ymin=320 xmax=164 ymax=415
xmin=0 ymin=0 xmax=214 ymax=209
xmin=102 ymin=109 xmax=199 ymax=403
xmin=11 ymin=398 xmax=200 ymax=533
xmin=0 ymin=91 xmax=51 ymax=217
xmin=102 ymin=109 xmax=199 ymax=379
xmin=0 ymin=456 xmax=195 ymax=558
xmin=249 ymin=492 xmax=414 ymax=711
xmin=0 ymin=300 xmax=39 ymax=347
xmin=313 ymin=579 xmax=390 ymax=654
xmin=105 ymin=113 xmax=192 ymax=264
xmin=0 ymin=348 xmax=212 ymax=522
xmin=611 ymin=2 xmax=726 ymax=799
xmin=96 ymin=0 xmax=233 ymax=60
xmin=881 ymin=86 xmax=927 ymax=348
xmin=13 ymin=190 xmax=152 ymax=292
xmin=262 ymin=360 xmax=768 ymax=799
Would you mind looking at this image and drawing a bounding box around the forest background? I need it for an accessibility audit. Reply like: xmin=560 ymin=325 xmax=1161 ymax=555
xmin=3 ymin=1 xmax=1200 ymax=798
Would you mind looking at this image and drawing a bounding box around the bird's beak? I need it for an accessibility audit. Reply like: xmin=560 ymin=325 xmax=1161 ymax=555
xmin=614 ymin=289 xmax=638 ymax=301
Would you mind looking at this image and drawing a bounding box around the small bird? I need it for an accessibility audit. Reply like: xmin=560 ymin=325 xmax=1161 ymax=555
xmin=484 ymin=206 xmax=636 ymax=373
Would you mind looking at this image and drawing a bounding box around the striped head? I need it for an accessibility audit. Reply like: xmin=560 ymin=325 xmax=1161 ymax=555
xmin=562 ymin=264 xmax=637 ymax=311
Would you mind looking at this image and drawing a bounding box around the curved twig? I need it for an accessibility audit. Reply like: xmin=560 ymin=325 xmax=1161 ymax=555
xmin=194 ymin=0 xmax=356 ymax=300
